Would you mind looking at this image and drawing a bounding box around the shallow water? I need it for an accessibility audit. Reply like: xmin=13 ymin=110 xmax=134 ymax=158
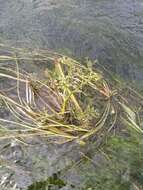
xmin=0 ymin=0 xmax=143 ymax=189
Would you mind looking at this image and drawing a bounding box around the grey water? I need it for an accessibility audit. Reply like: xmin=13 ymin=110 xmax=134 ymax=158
xmin=0 ymin=0 xmax=143 ymax=189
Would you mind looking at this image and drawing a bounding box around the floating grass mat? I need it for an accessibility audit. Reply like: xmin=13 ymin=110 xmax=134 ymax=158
xmin=0 ymin=44 xmax=142 ymax=145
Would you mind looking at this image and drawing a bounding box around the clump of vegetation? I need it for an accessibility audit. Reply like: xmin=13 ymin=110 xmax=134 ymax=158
xmin=28 ymin=173 xmax=66 ymax=190
xmin=0 ymin=44 xmax=142 ymax=145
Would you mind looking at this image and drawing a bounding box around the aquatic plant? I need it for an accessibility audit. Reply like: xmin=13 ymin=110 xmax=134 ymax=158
xmin=0 ymin=44 xmax=142 ymax=145
xmin=28 ymin=173 xmax=66 ymax=190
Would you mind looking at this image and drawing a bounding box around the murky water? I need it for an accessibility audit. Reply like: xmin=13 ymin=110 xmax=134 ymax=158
xmin=0 ymin=0 xmax=143 ymax=189
xmin=0 ymin=0 xmax=143 ymax=84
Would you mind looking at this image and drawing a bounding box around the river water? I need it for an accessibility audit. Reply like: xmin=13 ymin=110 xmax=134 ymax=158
xmin=0 ymin=0 xmax=143 ymax=189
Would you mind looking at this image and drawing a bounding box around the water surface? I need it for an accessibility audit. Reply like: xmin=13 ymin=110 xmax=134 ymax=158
xmin=0 ymin=0 xmax=143 ymax=189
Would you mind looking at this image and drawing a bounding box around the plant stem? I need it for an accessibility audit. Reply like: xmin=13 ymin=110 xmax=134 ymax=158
xmin=55 ymin=59 xmax=83 ymax=113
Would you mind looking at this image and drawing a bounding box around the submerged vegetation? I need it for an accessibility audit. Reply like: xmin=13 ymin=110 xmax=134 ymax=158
xmin=27 ymin=132 xmax=143 ymax=189
xmin=28 ymin=173 xmax=66 ymax=190
xmin=0 ymin=44 xmax=142 ymax=145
